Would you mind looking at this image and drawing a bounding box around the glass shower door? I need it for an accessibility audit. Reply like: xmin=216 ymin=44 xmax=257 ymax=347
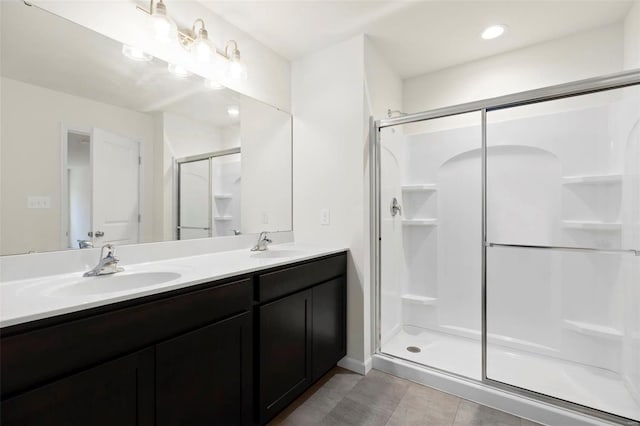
xmin=378 ymin=113 xmax=483 ymax=379
xmin=485 ymin=85 xmax=640 ymax=421
xmin=177 ymin=159 xmax=211 ymax=240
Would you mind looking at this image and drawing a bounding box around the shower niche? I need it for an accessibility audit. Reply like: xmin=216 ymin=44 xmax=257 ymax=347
xmin=378 ymin=85 xmax=640 ymax=422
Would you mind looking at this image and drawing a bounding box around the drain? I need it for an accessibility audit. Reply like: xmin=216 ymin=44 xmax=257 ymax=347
xmin=406 ymin=346 xmax=421 ymax=353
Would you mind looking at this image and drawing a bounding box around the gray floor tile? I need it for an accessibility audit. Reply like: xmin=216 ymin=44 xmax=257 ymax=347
xmin=321 ymin=395 xmax=393 ymax=426
xmin=344 ymin=368 xmax=411 ymax=417
xmin=386 ymin=383 xmax=461 ymax=426
xmin=453 ymin=400 xmax=523 ymax=426
xmin=269 ymin=368 xmax=363 ymax=425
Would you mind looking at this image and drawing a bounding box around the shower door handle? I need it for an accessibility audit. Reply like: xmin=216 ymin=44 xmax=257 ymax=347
xmin=391 ymin=197 xmax=402 ymax=217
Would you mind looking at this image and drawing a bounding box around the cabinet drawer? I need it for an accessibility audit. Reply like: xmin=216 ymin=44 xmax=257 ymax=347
xmin=256 ymin=253 xmax=346 ymax=303
xmin=1 ymin=278 xmax=251 ymax=398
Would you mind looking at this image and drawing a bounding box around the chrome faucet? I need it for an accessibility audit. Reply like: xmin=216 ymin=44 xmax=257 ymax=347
xmin=251 ymin=231 xmax=272 ymax=251
xmin=84 ymin=244 xmax=124 ymax=277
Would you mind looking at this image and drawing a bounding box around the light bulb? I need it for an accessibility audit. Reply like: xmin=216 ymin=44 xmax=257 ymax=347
xmin=192 ymin=39 xmax=214 ymax=64
xmin=227 ymin=59 xmax=247 ymax=81
xmin=122 ymin=45 xmax=153 ymax=62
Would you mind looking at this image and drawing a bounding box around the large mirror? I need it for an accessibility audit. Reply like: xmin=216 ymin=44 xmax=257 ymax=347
xmin=0 ymin=1 xmax=292 ymax=256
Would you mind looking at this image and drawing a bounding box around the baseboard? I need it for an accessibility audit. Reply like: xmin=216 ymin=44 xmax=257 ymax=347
xmin=338 ymin=356 xmax=373 ymax=375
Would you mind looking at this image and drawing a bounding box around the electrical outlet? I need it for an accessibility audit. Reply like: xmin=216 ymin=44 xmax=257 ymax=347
xmin=262 ymin=212 xmax=269 ymax=224
xmin=27 ymin=196 xmax=51 ymax=209
xmin=320 ymin=208 xmax=330 ymax=225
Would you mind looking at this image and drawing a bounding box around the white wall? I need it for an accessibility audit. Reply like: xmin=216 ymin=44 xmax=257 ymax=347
xmin=624 ymin=1 xmax=640 ymax=69
xmin=31 ymin=0 xmax=291 ymax=112
xmin=404 ymin=24 xmax=625 ymax=115
xmin=292 ymin=35 xmax=368 ymax=370
xmin=0 ymin=77 xmax=155 ymax=255
xmin=240 ymin=98 xmax=292 ymax=234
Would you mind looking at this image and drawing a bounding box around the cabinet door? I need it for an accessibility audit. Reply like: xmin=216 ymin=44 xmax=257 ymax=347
xmin=312 ymin=277 xmax=347 ymax=381
xmin=258 ymin=289 xmax=312 ymax=423
xmin=155 ymin=312 xmax=252 ymax=426
xmin=1 ymin=348 xmax=154 ymax=426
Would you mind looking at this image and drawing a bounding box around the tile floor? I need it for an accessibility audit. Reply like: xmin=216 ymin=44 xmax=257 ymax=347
xmin=269 ymin=368 xmax=542 ymax=426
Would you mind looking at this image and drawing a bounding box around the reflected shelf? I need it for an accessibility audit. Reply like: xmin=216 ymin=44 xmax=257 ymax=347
xmin=213 ymin=216 xmax=233 ymax=221
xmin=562 ymin=174 xmax=622 ymax=185
xmin=401 ymin=184 xmax=437 ymax=192
xmin=401 ymin=294 xmax=438 ymax=305
xmin=562 ymin=220 xmax=622 ymax=231
xmin=213 ymin=194 xmax=233 ymax=200
xmin=402 ymin=218 xmax=438 ymax=227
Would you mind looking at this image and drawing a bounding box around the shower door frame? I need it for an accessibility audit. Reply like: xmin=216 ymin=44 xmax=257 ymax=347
xmin=372 ymin=68 xmax=640 ymax=425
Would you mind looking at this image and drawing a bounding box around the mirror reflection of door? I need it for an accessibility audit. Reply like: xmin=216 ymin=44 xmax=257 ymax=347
xmin=177 ymin=150 xmax=241 ymax=240
xmin=64 ymin=127 xmax=140 ymax=249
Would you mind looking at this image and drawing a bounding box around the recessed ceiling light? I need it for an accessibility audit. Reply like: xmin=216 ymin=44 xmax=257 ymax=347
xmin=122 ymin=44 xmax=153 ymax=62
xmin=168 ymin=63 xmax=190 ymax=78
xmin=481 ymin=24 xmax=507 ymax=40
xmin=227 ymin=105 xmax=240 ymax=117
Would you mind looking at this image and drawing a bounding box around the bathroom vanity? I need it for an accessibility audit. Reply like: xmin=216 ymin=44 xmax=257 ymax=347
xmin=0 ymin=247 xmax=347 ymax=425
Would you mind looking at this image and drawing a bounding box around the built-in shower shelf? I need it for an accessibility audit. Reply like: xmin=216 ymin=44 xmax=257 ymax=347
xmin=563 ymin=319 xmax=622 ymax=340
xmin=401 ymin=294 xmax=438 ymax=305
xmin=402 ymin=219 xmax=438 ymax=227
xmin=401 ymin=184 xmax=437 ymax=192
xmin=562 ymin=174 xmax=622 ymax=185
xmin=214 ymin=216 xmax=233 ymax=221
xmin=214 ymin=194 xmax=233 ymax=199
xmin=562 ymin=220 xmax=621 ymax=231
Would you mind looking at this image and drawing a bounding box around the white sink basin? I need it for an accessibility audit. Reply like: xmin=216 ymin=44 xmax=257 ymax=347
xmin=250 ymin=250 xmax=304 ymax=259
xmin=45 ymin=272 xmax=182 ymax=297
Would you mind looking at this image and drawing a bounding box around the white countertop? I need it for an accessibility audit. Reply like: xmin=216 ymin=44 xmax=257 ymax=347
xmin=0 ymin=243 xmax=347 ymax=328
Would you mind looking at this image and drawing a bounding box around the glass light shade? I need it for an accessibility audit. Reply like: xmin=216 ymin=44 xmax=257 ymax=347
xmin=191 ymin=37 xmax=215 ymax=64
xmin=226 ymin=58 xmax=247 ymax=81
xmin=151 ymin=12 xmax=177 ymax=43
xmin=122 ymin=45 xmax=153 ymax=62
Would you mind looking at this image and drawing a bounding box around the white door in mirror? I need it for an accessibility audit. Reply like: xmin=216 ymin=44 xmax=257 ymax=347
xmin=91 ymin=128 xmax=140 ymax=246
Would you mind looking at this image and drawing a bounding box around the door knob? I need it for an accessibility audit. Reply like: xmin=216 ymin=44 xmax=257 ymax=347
xmin=95 ymin=231 xmax=105 ymax=237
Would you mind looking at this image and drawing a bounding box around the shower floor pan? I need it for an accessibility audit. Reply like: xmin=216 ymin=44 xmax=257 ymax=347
xmin=381 ymin=325 xmax=640 ymax=421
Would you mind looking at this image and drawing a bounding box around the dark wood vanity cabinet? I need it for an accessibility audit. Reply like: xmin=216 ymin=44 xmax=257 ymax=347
xmin=0 ymin=251 xmax=347 ymax=426
xmin=1 ymin=278 xmax=254 ymax=426
xmin=257 ymin=254 xmax=347 ymax=424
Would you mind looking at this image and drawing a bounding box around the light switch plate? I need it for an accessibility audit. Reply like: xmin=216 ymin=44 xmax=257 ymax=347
xmin=320 ymin=208 xmax=330 ymax=225
xmin=262 ymin=212 xmax=269 ymax=224
xmin=27 ymin=196 xmax=51 ymax=209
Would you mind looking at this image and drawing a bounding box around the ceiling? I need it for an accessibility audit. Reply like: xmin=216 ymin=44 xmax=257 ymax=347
xmin=0 ymin=1 xmax=245 ymax=128
xmin=198 ymin=0 xmax=635 ymax=78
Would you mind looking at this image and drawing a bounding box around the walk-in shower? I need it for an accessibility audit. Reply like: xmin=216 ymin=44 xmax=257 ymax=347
xmin=373 ymin=71 xmax=640 ymax=424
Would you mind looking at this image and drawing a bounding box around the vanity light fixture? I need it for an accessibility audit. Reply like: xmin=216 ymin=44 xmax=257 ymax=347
xmin=168 ymin=63 xmax=190 ymax=77
xmin=205 ymin=79 xmax=225 ymax=90
xmin=481 ymin=24 xmax=507 ymax=40
xmin=137 ymin=1 xmax=248 ymax=80
xmin=122 ymin=44 xmax=153 ymax=62
xmin=227 ymin=105 xmax=240 ymax=117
